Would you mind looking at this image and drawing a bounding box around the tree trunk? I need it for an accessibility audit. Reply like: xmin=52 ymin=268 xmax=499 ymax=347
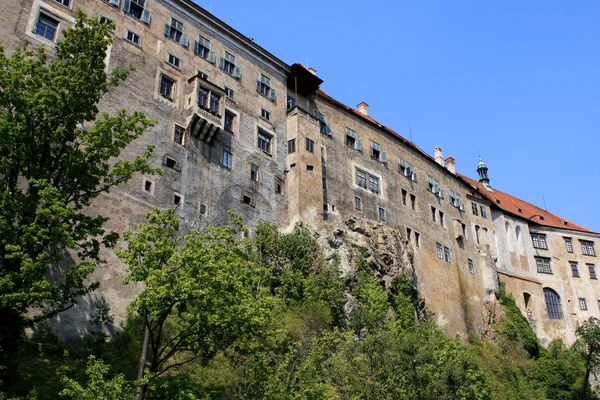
xmin=582 ymin=367 xmax=590 ymax=400
xmin=136 ymin=318 xmax=151 ymax=400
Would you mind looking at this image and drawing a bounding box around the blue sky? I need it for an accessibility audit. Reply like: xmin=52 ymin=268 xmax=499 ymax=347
xmin=200 ymin=0 xmax=600 ymax=231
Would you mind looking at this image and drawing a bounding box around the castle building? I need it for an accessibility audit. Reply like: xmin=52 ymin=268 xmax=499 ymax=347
xmin=2 ymin=0 xmax=597 ymax=344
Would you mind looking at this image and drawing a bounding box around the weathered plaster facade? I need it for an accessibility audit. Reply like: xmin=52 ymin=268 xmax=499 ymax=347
xmin=2 ymin=0 xmax=598 ymax=344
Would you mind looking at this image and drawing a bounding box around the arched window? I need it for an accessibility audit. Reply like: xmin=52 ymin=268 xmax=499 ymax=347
xmin=543 ymin=288 xmax=563 ymax=320
xmin=516 ymin=226 xmax=524 ymax=255
xmin=505 ymin=221 xmax=512 ymax=251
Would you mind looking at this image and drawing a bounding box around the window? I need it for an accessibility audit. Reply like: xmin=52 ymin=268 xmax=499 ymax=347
xmin=275 ymin=177 xmax=284 ymax=195
xmin=565 ymin=238 xmax=573 ymax=253
xmin=410 ymin=194 xmax=416 ymax=211
xmin=439 ymin=211 xmax=445 ymax=227
xmin=200 ymin=204 xmax=207 ymax=214
xmin=173 ymin=193 xmax=182 ymax=206
xmin=287 ymin=96 xmax=296 ymax=110
xmin=224 ymin=111 xmax=235 ymax=133
xmin=468 ymin=259 xmax=474 ymax=275
xmin=471 ymin=202 xmax=479 ymax=216
xmin=588 ymin=264 xmax=597 ymax=279
xmin=401 ymin=189 xmax=407 ymax=206
xmin=209 ymin=93 xmax=221 ymax=114
xmin=196 ymin=70 xmax=208 ymax=80
xmin=306 ymin=138 xmax=314 ymax=153
xmin=159 ymin=75 xmax=175 ymax=100
xmin=99 ymin=16 xmax=114 ymax=26
xmin=571 ymin=262 xmax=580 ymax=278
xmin=444 ymin=246 xmax=451 ymax=263
xmin=414 ymin=232 xmax=420 ymax=248
xmin=480 ymin=206 xmax=487 ymax=218
xmin=306 ymin=165 xmax=314 ymax=171
xmin=436 ymin=243 xmax=443 ymax=260
xmin=431 ymin=206 xmax=437 ymax=223
xmin=224 ymin=86 xmax=235 ymax=101
xmin=580 ymin=298 xmax=588 ymax=311
xmin=369 ymin=175 xmax=380 ymax=194
xmin=220 ymin=51 xmax=241 ymax=78
xmin=287 ymin=139 xmax=296 ymax=154
xmin=260 ymin=108 xmax=271 ymax=121
xmin=354 ymin=196 xmax=362 ymax=211
xmin=241 ymin=194 xmax=255 ymax=207
xmin=124 ymin=0 xmax=151 ymax=23
xmin=370 ymin=141 xmax=386 ymax=163
xmin=222 ymin=150 xmax=232 ymax=169
xmin=173 ymin=124 xmax=185 ymax=145
xmin=398 ymin=158 xmax=417 ymax=182
xmin=194 ymin=35 xmax=215 ymax=62
xmin=536 ymin=257 xmax=552 ymax=274
xmin=257 ymin=130 xmax=272 ymax=154
xmin=143 ymin=180 xmax=152 ymax=192
xmin=125 ymin=29 xmax=141 ymax=46
xmin=543 ymin=288 xmax=563 ymax=319
xmin=162 ymin=156 xmax=181 ymax=171
xmin=449 ymin=190 xmax=464 ymax=210
xmin=379 ymin=207 xmax=386 ymax=221
xmin=314 ymin=111 xmax=332 ymax=136
xmin=356 ymin=169 xmax=367 ymax=189
xmin=406 ymin=227 xmax=412 ymax=242
xmin=165 ymin=17 xmax=186 ymax=45
xmin=35 ymin=13 xmax=59 ymax=41
xmin=531 ymin=234 xmax=548 ymax=250
xmin=250 ymin=164 xmax=259 ymax=182
xmin=53 ymin=0 xmax=71 ymax=7
xmin=345 ymin=127 xmax=362 ymax=150
xmin=426 ymin=176 xmax=443 ymax=198
xmin=581 ymin=240 xmax=596 ymax=256
xmin=197 ymin=87 xmax=221 ymax=114
xmin=256 ymin=74 xmax=276 ymax=100
xmin=166 ymin=52 xmax=181 ymax=69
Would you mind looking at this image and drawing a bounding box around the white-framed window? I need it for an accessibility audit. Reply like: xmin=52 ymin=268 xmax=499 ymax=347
xmin=398 ymin=157 xmax=417 ymax=182
xmin=449 ymin=190 xmax=464 ymax=210
xmin=220 ymin=51 xmax=241 ymax=78
xmin=164 ymin=17 xmax=188 ymax=46
xmin=370 ymin=141 xmax=386 ymax=163
xmin=222 ymin=150 xmax=232 ymax=169
xmin=124 ymin=29 xmax=141 ymax=46
xmin=194 ymin=35 xmax=216 ymax=63
xmin=580 ymin=298 xmax=588 ymax=311
xmin=536 ymin=257 xmax=552 ymax=274
xmin=444 ymin=246 xmax=451 ymax=263
xmin=124 ymin=0 xmax=151 ymax=24
xmin=532 ymin=234 xmax=548 ymax=250
xmin=565 ymin=237 xmax=573 ymax=253
xmin=142 ymin=179 xmax=154 ymax=194
xmin=260 ymin=108 xmax=271 ymax=121
xmin=166 ymin=52 xmax=181 ymax=69
xmin=35 ymin=12 xmax=60 ymax=42
xmin=581 ymin=240 xmax=596 ymax=256
xmin=256 ymin=73 xmax=276 ymax=101
xmin=53 ymin=0 xmax=71 ymax=8
xmin=426 ymin=176 xmax=444 ymax=198
xmin=224 ymin=86 xmax=235 ymax=101
xmin=436 ymin=243 xmax=443 ymax=260
xmin=173 ymin=124 xmax=185 ymax=145
xmin=173 ymin=192 xmax=183 ymax=207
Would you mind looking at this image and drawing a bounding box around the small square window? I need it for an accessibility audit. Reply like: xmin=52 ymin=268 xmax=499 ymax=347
xmin=306 ymin=165 xmax=314 ymax=171
xmin=159 ymin=75 xmax=175 ymax=100
xmin=250 ymin=163 xmax=259 ymax=182
xmin=166 ymin=52 xmax=181 ymax=69
xmin=242 ymin=194 xmax=255 ymax=207
xmin=173 ymin=193 xmax=182 ymax=206
xmin=379 ymin=207 xmax=385 ymax=221
xmin=306 ymin=138 xmax=314 ymax=153
xmin=222 ymin=150 xmax=232 ymax=169
xmin=53 ymin=0 xmax=71 ymax=7
xmin=36 ymin=12 xmax=60 ymax=41
xmin=287 ymin=139 xmax=296 ymax=154
xmin=125 ymin=29 xmax=141 ymax=46
xmin=225 ymin=86 xmax=235 ymax=101
xmin=162 ymin=156 xmax=181 ymax=171
xmin=173 ymin=124 xmax=185 ymax=145
xmin=260 ymin=108 xmax=271 ymax=121
xmin=579 ymin=298 xmax=588 ymax=311
xmin=355 ymin=196 xmax=362 ymax=211
xmin=196 ymin=70 xmax=208 ymax=80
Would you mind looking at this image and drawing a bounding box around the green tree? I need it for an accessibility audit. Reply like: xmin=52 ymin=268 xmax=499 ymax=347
xmin=576 ymin=317 xmax=600 ymax=400
xmin=60 ymin=356 xmax=134 ymax=400
xmin=118 ymin=210 xmax=271 ymax=399
xmin=0 ymin=11 xmax=157 ymax=373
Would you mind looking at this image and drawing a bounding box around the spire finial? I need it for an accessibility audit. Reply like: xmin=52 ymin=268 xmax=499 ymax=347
xmin=477 ymin=156 xmax=492 ymax=191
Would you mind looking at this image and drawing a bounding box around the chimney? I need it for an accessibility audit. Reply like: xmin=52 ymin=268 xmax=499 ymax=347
xmin=357 ymin=102 xmax=369 ymax=116
xmin=308 ymin=67 xmax=317 ymax=75
xmin=434 ymin=147 xmax=444 ymax=166
xmin=445 ymin=156 xmax=456 ymax=174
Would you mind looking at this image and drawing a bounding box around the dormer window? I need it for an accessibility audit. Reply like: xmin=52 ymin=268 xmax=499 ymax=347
xmin=449 ymin=190 xmax=464 ymax=210
xmin=220 ymin=51 xmax=241 ymax=78
xmin=398 ymin=157 xmax=417 ymax=182
xmin=256 ymin=74 xmax=276 ymax=101
xmin=370 ymin=141 xmax=386 ymax=163
xmin=124 ymin=0 xmax=151 ymax=24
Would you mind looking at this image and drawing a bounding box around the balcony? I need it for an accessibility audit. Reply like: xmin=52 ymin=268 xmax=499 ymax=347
xmin=185 ymin=74 xmax=226 ymax=144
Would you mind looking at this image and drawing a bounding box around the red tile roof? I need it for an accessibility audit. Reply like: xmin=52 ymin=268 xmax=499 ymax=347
xmin=459 ymin=174 xmax=597 ymax=234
